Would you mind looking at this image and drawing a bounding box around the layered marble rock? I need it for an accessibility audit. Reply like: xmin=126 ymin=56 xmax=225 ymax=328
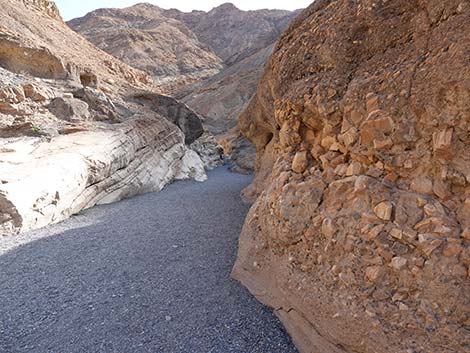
xmin=0 ymin=0 xmax=218 ymax=235
xmin=0 ymin=116 xmax=205 ymax=235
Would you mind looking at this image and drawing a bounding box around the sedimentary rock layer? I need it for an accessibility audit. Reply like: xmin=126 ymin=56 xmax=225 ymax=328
xmin=0 ymin=0 xmax=218 ymax=235
xmin=233 ymin=1 xmax=470 ymax=352
xmin=0 ymin=116 xmax=205 ymax=235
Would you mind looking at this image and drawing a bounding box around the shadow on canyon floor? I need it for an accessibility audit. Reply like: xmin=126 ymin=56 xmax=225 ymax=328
xmin=0 ymin=167 xmax=297 ymax=353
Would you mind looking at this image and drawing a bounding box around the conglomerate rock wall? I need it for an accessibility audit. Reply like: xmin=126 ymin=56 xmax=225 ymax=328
xmin=233 ymin=1 xmax=470 ymax=352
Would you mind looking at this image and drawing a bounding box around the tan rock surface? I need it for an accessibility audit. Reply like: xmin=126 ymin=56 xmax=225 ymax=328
xmin=233 ymin=1 xmax=470 ymax=352
xmin=68 ymin=4 xmax=224 ymax=92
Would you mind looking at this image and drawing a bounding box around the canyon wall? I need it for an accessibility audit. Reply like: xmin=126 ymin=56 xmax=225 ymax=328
xmin=0 ymin=0 xmax=219 ymax=235
xmin=69 ymin=4 xmax=301 ymax=173
xmin=233 ymin=1 xmax=470 ymax=352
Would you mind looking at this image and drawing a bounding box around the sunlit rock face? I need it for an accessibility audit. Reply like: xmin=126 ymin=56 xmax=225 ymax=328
xmin=233 ymin=1 xmax=470 ymax=352
xmin=0 ymin=0 xmax=219 ymax=235
xmin=0 ymin=117 xmax=206 ymax=235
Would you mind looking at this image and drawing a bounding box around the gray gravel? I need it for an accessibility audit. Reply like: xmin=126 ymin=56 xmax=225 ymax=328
xmin=0 ymin=167 xmax=298 ymax=353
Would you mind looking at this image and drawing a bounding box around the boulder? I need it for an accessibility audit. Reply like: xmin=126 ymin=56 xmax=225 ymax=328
xmin=48 ymin=97 xmax=90 ymax=121
xmin=132 ymin=92 xmax=204 ymax=144
xmin=73 ymin=87 xmax=118 ymax=121
xmin=0 ymin=85 xmax=25 ymax=103
xmin=23 ymin=83 xmax=55 ymax=101
xmin=189 ymin=132 xmax=224 ymax=170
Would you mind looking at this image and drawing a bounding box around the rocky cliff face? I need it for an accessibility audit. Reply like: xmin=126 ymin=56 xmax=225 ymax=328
xmin=0 ymin=0 xmax=220 ymax=235
xmin=233 ymin=1 xmax=470 ymax=352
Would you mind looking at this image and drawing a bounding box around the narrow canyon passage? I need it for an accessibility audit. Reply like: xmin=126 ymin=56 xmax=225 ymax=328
xmin=0 ymin=167 xmax=297 ymax=353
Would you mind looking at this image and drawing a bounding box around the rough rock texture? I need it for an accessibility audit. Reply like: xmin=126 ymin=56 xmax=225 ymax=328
xmin=72 ymin=87 xmax=118 ymax=122
xmin=47 ymin=97 xmax=91 ymax=121
xmin=218 ymin=128 xmax=256 ymax=175
xmin=0 ymin=0 xmax=214 ymax=235
xmin=178 ymin=45 xmax=275 ymax=135
xmin=189 ymin=132 xmax=224 ymax=171
xmin=233 ymin=1 xmax=470 ymax=353
xmin=68 ymin=4 xmax=223 ymax=91
xmin=168 ymin=3 xmax=298 ymax=66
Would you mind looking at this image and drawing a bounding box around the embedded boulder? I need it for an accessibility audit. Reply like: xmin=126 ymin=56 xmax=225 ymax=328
xmin=48 ymin=97 xmax=91 ymax=121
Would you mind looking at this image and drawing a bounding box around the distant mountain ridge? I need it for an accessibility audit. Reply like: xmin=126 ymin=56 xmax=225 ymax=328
xmin=165 ymin=3 xmax=295 ymax=66
xmin=68 ymin=3 xmax=299 ymax=92
xmin=68 ymin=3 xmax=224 ymax=91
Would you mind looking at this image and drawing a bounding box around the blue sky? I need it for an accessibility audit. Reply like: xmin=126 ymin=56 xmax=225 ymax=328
xmin=55 ymin=0 xmax=312 ymax=20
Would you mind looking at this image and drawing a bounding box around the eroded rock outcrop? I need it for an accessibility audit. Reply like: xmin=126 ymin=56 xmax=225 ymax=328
xmin=69 ymin=3 xmax=301 ymax=174
xmin=0 ymin=0 xmax=214 ymax=235
xmin=0 ymin=116 xmax=205 ymax=235
xmin=189 ymin=132 xmax=224 ymax=171
xmin=233 ymin=1 xmax=470 ymax=352
xmin=131 ymin=92 xmax=204 ymax=144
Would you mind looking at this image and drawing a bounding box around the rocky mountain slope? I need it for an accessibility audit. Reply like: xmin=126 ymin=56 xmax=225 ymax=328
xmin=0 ymin=0 xmax=222 ymax=235
xmin=177 ymin=44 xmax=274 ymax=135
xmin=69 ymin=3 xmax=296 ymax=89
xmin=166 ymin=3 xmax=295 ymax=67
xmin=171 ymin=4 xmax=300 ymax=172
xmin=232 ymin=0 xmax=470 ymax=352
xmin=68 ymin=4 xmax=223 ymax=91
